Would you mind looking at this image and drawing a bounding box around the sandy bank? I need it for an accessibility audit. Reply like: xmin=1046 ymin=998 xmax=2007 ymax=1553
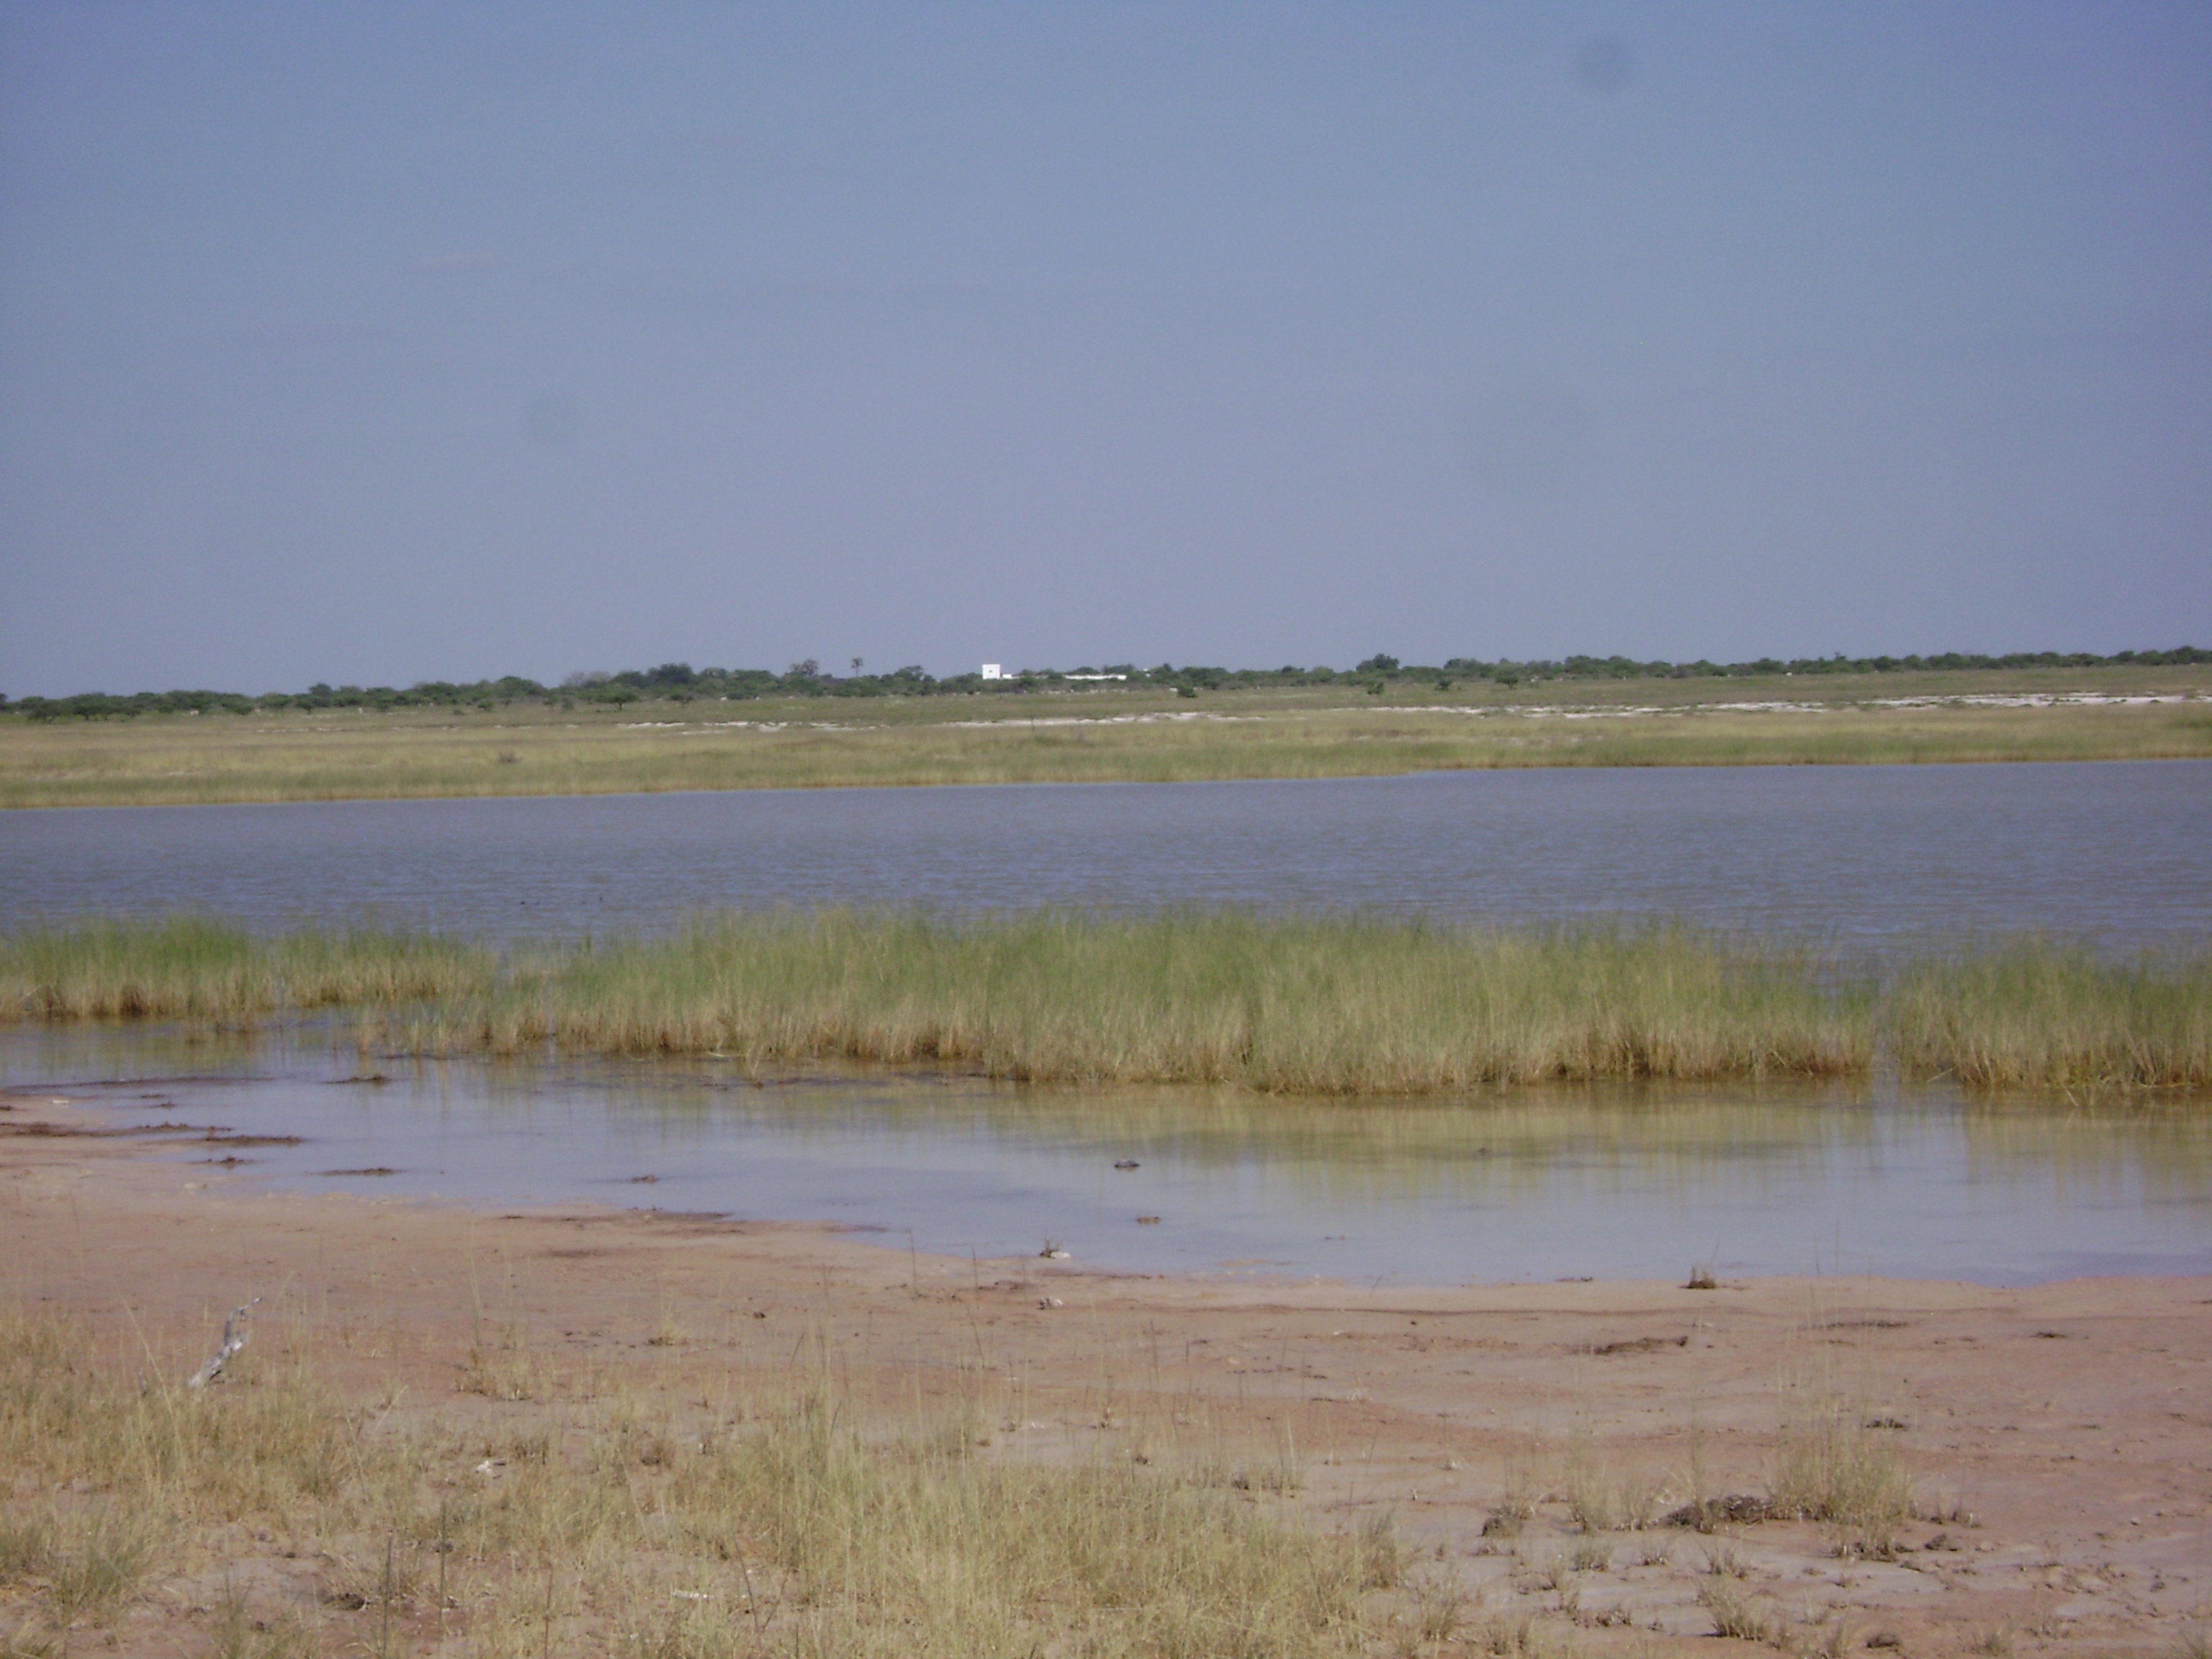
xmin=6 ymin=1090 xmax=2207 ymax=1657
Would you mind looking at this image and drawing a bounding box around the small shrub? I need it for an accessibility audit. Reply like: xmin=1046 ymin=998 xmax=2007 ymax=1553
xmin=1701 ymin=1540 xmax=1746 ymax=1578
xmin=1771 ymin=1379 xmax=1914 ymax=1555
xmin=1475 ymin=1613 xmax=1537 ymax=1655
xmin=210 ymin=1583 xmax=315 ymax=1659
xmin=1562 ymin=1437 xmax=1665 ymax=1533
xmin=0 ymin=1514 xmax=52 ymax=1587
xmin=45 ymin=1508 xmax=151 ymax=1627
xmin=1517 ymin=1552 xmax=1567 ymax=1595
xmin=1358 ymin=1509 xmax=1406 ymax=1589
xmin=1569 ymin=1537 xmax=1612 ymax=1573
xmin=1411 ymin=1568 xmax=1470 ymax=1643
xmin=1814 ymin=1612 xmax=1858 ymax=1659
xmin=1699 ymin=1578 xmax=1774 ymax=1643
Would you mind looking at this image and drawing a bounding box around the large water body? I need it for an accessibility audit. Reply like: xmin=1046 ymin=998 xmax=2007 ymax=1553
xmin=5 ymin=762 xmax=2208 ymax=1284
xmin=4 ymin=760 xmax=2209 ymax=946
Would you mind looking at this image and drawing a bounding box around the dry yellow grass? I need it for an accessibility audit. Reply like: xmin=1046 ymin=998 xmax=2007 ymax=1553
xmin=2 ymin=667 xmax=2205 ymax=808
xmin=0 ymin=1301 xmax=1404 ymax=1658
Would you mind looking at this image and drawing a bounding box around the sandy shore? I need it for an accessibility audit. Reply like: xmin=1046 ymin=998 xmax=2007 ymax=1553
xmin=6 ymin=1087 xmax=2208 ymax=1656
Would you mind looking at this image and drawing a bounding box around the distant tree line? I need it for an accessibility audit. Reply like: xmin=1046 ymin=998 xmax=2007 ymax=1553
xmin=2 ymin=647 xmax=2203 ymax=721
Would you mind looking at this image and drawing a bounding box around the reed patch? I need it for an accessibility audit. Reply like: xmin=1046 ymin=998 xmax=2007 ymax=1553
xmin=4 ymin=913 xmax=2207 ymax=1095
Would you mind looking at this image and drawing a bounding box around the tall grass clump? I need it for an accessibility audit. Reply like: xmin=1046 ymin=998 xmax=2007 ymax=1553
xmin=5 ymin=912 xmax=2208 ymax=1096
xmin=372 ymin=911 xmax=1872 ymax=1092
xmin=1889 ymin=941 xmax=2212 ymax=1092
xmin=0 ymin=917 xmax=493 ymax=1022
xmin=644 ymin=1387 xmax=1390 ymax=1657
xmin=1768 ymin=1371 xmax=1916 ymax=1557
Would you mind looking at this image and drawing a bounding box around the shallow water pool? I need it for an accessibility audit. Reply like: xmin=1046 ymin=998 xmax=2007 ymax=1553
xmin=10 ymin=1024 xmax=2207 ymax=1287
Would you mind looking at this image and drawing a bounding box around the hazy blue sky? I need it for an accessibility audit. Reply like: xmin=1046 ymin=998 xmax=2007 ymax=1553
xmin=2 ymin=2 xmax=2206 ymax=694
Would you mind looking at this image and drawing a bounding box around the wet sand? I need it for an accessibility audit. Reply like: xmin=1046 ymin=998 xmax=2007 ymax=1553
xmin=7 ymin=1089 xmax=2208 ymax=1656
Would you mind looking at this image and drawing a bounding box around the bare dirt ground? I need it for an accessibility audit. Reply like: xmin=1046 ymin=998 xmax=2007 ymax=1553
xmin=6 ymin=1089 xmax=2208 ymax=1658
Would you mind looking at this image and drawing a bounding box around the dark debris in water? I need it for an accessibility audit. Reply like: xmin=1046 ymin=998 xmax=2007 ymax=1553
xmin=3 ymin=1118 xmax=211 ymax=1139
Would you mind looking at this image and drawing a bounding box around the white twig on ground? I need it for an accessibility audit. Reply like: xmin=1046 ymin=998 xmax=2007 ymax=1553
xmin=185 ymin=1298 xmax=259 ymax=1388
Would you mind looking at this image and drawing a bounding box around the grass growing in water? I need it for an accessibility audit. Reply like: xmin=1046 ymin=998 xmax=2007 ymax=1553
xmin=4 ymin=912 xmax=2206 ymax=1094
xmin=0 ymin=917 xmax=491 ymax=1022
xmin=423 ymin=912 xmax=1871 ymax=1089
xmin=1889 ymin=940 xmax=2212 ymax=1091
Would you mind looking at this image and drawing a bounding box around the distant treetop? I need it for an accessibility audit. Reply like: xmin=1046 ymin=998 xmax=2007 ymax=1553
xmin=5 ymin=646 xmax=2202 ymax=721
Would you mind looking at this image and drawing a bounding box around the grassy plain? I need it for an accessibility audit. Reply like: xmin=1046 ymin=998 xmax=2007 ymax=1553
xmin=6 ymin=914 xmax=2206 ymax=1094
xmin=2 ymin=665 xmax=2206 ymax=809
xmin=0 ymin=1301 xmax=1392 ymax=1659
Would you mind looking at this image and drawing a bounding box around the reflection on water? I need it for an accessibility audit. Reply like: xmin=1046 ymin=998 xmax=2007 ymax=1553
xmin=8 ymin=1024 xmax=2207 ymax=1287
